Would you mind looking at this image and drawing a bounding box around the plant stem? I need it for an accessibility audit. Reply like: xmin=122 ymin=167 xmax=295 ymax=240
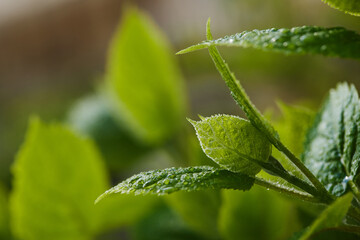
xmin=252 ymin=156 xmax=333 ymax=203
xmin=349 ymin=179 xmax=360 ymax=203
xmin=205 ymin=20 xmax=332 ymax=201
xmin=254 ymin=177 xmax=320 ymax=203
xmin=275 ymin=143 xmax=334 ymax=202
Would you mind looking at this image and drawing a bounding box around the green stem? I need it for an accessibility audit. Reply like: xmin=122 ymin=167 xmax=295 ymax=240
xmin=349 ymin=179 xmax=360 ymax=203
xmin=254 ymin=156 xmax=332 ymax=203
xmin=254 ymin=177 xmax=320 ymax=203
xmin=276 ymin=143 xmax=333 ymax=202
xmin=205 ymin=19 xmax=332 ymax=202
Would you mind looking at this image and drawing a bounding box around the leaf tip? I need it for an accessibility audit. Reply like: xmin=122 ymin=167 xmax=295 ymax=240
xmin=206 ymin=18 xmax=213 ymax=40
xmin=175 ymin=49 xmax=188 ymax=55
xmin=94 ymin=193 xmax=105 ymax=205
xmin=186 ymin=117 xmax=197 ymax=126
xmin=198 ymin=114 xmax=206 ymax=120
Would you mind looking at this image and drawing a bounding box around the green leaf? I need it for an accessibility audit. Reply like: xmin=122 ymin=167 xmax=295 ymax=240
xmin=298 ymin=193 xmax=353 ymax=240
xmin=178 ymin=26 xmax=360 ymax=60
xmin=165 ymin=190 xmax=221 ymax=238
xmin=106 ymin=8 xmax=186 ymax=145
xmin=10 ymin=118 xmax=108 ymax=240
xmin=96 ymin=166 xmax=255 ymax=202
xmin=189 ymin=115 xmax=272 ymax=175
xmin=218 ymin=187 xmax=301 ymax=240
xmin=302 ymin=83 xmax=360 ymax=196
xmin=322 ymin=0 xmax=360 ymax=16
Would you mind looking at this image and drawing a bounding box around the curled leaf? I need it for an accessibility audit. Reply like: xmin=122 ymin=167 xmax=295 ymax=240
xmin=189 ymin=115 xmax=272 ymax=175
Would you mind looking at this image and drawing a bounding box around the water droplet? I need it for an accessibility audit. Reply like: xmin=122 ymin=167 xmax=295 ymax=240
xmin=342 ymin=176 xmax=352 ymax=184
xmin=279 ymin=28 xmax=289 ymax=34
xmin=300 ymin=34 xmax=314 ymax=43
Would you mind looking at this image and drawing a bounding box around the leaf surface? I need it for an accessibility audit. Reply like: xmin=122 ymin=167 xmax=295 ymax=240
xmin=322 ymin=0 xmax=360 ymax=16
xmin=178 ymin=26 xmax=360 ymax=60
xmin=298 ymin=193 xmax=353 ymax=240
xmin=302 ymin=83 xmax=360 ymax=196
xmin=10 ymin=118 xmax=108 ymax=240
xmin=189 ymin=115 xmax=272 ymax=175
xmin=107 ymin=8 xmax=186 ymax=145
xmin=96 ymin=166 xmax=255 ymax=202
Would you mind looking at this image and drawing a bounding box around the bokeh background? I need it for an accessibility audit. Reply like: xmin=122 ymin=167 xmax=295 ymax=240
xmin=0 ymin=0 xmax=360 ymax=239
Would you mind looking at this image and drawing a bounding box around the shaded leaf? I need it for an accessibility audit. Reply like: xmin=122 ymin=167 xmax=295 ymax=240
xmin=189 ymin=115 xmax=272 ymax=175
xmin=106 ymin=8 xmax=186 ymax=145
xmin=165 ymin=190 xmax=221 ymax=238
xmin=298 ymin=193 xmax=353 ymax=240
xmin=178 ymin=26 xmax=360 ymax=60
xmin=132 ymin=204 xmax=207 ymax=240
xmin=10 ymin=118 xmax=108 ymax=240
xmin=96 ymin=166 xmax=255 ymax=202
xmin=67 ymin=94 xmax=150 ymax=171
xmin=95 ymin=194 xmax=159 ymax=233
xmin=218 ymin=187 xmax=301 ymax=240
xmin=322 ymin=0 xmax=360 ymax=16
xmin=302 ymin=83 xmax=360 ymax=196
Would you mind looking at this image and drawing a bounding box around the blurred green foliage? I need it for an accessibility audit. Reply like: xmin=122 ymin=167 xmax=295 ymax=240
xmin=132 ymin=204 xmax=205 ymax=240
xmin=1 ymin=1 xmax=360 ymax=239
xmin=219 ymin=187 xmax=301 ymax=240
xmin=106 ymin=8 xmax=186 ymax=146
xmin=165 ymin=190 xmax=221 ymax=238
xmin=67 ymin=94 xmax=150 ymax=172
xmin=10 ymin=118 xmax=108 ymax=239
xmin=298 ymin=193 xmax=353 ymax=240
